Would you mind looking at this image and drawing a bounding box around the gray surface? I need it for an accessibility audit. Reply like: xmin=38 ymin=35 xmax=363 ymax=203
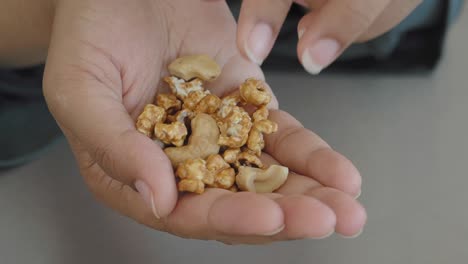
xmin=1 ymin=11 xmax=468 ymax=264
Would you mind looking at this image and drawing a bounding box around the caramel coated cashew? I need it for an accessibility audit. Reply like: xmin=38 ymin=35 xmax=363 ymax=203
xmin=168 ymin=54 xmax=221 ymax=82
xmin=164 ymin=113 xmax=220 ymax=168
xmin=235 ymin=165 xmax=289 ymax=193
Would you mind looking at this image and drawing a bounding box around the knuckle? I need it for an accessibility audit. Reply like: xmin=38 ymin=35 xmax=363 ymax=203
xmin=342 ymin=1 xmax=376 ymax=31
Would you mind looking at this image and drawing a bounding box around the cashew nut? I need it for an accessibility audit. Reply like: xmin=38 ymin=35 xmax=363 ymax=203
xmin=168 ymin=54 xmax=221 ymax=82
xmin=235 ymin=165 xmax=289 ymax=193
xmin=164 ymin=113 xmax=220 ymax=168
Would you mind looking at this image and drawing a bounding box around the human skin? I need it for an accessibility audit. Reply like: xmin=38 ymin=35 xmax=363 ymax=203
xmin=1 ymin=0 xmax=366 ymax=244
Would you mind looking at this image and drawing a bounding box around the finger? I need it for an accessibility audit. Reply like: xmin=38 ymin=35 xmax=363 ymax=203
xmin=297 ymin=0 xmax=391 ymax=74
xmin=165 ymin=189 xmax=285 ymax=239
xmin=262 ymin=153 xmax=365 ymax=237
xmin=305 ymin=187 xmax=366 ymax=237
xmin=357 ymin=0 xmax=422 ymax=42
xmin=44 ymin=51 xmax=177 ymax=218
xmin=236 ymin=0 xmax=293 ymax=65
xmin=265 ymin=110 xmax=361 ymax=196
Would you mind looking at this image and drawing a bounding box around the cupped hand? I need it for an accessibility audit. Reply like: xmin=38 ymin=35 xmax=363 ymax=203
xmin=43 ymin=0 xmax=366 ymax=244
xmin=237 ymin=0 xmax=421 ymax=74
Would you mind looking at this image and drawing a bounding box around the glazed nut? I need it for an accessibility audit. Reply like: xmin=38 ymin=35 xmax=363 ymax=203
xmin=164 ymin=113 xmax=221 ymax=168
xmin=136 ymin=104 xmax=166 ymax=137
xmin=239 ymin=78 xmax=271 ymax=106
xmin=168 ymin=54 xmax=221 ymax=82
xmin=195 ymin=94 xmax=221 ymax=114
xmin=176 ymin=158 xmax=214 ymax=194
xmin=236 ymin=165 xmax=289 ymax=193
xmin=154 ymin=122 xmax=188 ymax=147
xmin=164 ymin=76 xmax=204 ymax=100
xmin=157 ymin=93 xmax=181 ymax=114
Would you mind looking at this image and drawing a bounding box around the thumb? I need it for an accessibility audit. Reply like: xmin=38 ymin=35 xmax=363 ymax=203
xmin=43 ymin=38 xmax=177 ymax=219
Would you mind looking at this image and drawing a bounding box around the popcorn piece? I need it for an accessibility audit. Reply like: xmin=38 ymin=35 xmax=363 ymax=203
xmin=195 ymin=94 xmax=221 ymax=114
xmin=239 ymin=78 xmax=271 ymax=106
xmin=252 ymin=105 xmax=269 ymax=122
xmin=183 ymin=90 xmax=209 ymax=110
xmin=236 ymin=151 xmax=263 ymax=168
xmin=164 ymin=76 xmax=204 ymax=100
xmin=223 ymin=148 xmax=241 ymax=164
xmin=206 ymin=154 xmax=235 ymax=189
xmin=247 ymin=119 xmax=278 ymax=156
xmin=154 ymin=122 xmax=188 ymax=147
xmin=217 ymin=92 xmax=241 ymax=119
xmin=136 ymin=104 xmax=166 ymax=137
xmin=157 ymin=93 xmax=181 ymax=114
xmin=176 ymin=158 xmax=214 ymax=194
xmin=217 ymin=106 xmax=252 ymax=148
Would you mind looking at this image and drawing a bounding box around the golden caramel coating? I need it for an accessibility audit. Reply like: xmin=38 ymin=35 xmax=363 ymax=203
xmin=164 ymin=76 xmax=204 ymax=100
xmin=136 ymin=104 xmax=166 ymax=137
xmin=156 ymin=93 xmax=181 ymax=114
xmin=154 ymin=122 xmax=188 ymax=147
xmin=183 ymin=90 xmax=209 ymax=110
xmin=239 ymin=78 xmax=271 ymax=106
xmin=252 ymin=105 xmax=269 ymax=122
xmin=236 ymin=151 xmax=263 ymax=168
xmin=211 ymin=168 xmax=236 ymax=189
xmin=176 ymin=158 xmax=214 ymax=194
xmin=217 ymin=106 xmax=252 ymax=148
xmin=223 ymin=148 xmax=241 ymax=164
xmin=195 ymin=94 xmax=221 ymax=114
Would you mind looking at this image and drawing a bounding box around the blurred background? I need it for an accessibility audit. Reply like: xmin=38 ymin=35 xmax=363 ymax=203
xmin=1 ymin=2 xmax=467 ymax=264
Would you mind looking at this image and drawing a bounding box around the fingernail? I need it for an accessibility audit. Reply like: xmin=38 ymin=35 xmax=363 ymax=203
xmin=354 ymin=189 xmax=362 ymax=199
xmin=261 ymin=225 xmax=285 ymax=236
xmin=301 ymin=38 xmax=340 ymax=75
xmin=245 ymin=23 xmax=273 ymax=65
xmin=313 ymin=229 xmax=335 ymax=239
xmin=298 ymin=28 xmax=305 ymax=39
xmin=135 ymin=180 xmax=160 ymax=219
xmin=341 ymin=228 xmax=363 ymax=239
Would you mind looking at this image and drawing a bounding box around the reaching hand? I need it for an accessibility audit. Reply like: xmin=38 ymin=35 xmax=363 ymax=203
xmin=43 ymin=0 xmax=366 ymax=244
xmin=236 ymin=0 xmax=421 ymax=74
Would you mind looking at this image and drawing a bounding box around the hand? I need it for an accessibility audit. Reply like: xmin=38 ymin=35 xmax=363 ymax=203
xmin=43 ymin=0 xmax=366 ymax=244
xmin=236 ymin=0 xmax=422 ymax=74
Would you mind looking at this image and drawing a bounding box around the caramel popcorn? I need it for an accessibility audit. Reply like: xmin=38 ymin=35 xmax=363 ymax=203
xmin=176 ymin=158 xmax=214 ymax=194
xmin=136 ymin=104 xmax=166 ymax=137
xmin=136 ymin=55 xmax=288 ymax=195
xmin=223 ymin=148 xmax=241 ymax=164
xmin=239 ymin=78 xmax=271 ymax=106
xmin=164 ymin=76 xmax=204 ymax=100
xmin=195 ymin=94 xmax=221 ymax=114
xmin=217 ymin=106 xmax=252 ymax=148
xmin=183 ymin=90 xmax=209 ymax=110
xmin=157 ymin=93 xmax=181 ymax=114
xmin=154 ymin=122 xmax=188 ymax=147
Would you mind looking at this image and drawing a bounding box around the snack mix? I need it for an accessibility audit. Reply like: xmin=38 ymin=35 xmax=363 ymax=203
xmin=136 ymin=54 xmax=289 ymax=194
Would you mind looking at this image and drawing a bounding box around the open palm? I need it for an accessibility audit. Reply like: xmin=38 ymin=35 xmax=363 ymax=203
xmin=43 ymin=0 xmax=365 ymax=244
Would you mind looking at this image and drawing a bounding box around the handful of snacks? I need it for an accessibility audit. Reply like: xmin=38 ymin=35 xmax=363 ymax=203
xmin=136 ymin=55 xmax=288 ymax=194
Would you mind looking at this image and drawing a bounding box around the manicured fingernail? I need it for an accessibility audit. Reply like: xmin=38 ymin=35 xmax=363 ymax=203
xmin=301 ymin=38 xmax=340 ymax=75
xmin=261 ymin=225 xmax=285 ymax=236
xmin=298 ymin=28 xmax=305 ymax=39
xmin=135 ymin=180 xmax=160 ymax=219
xmin=245 ymin=23 xmax=273 ymax=65
xmin=341 ymin=228 xmax=363 ymax=239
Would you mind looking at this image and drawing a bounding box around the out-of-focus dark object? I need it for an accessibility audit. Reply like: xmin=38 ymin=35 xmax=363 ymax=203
xmin=229 ymin=0 xmax=465 ymax=74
